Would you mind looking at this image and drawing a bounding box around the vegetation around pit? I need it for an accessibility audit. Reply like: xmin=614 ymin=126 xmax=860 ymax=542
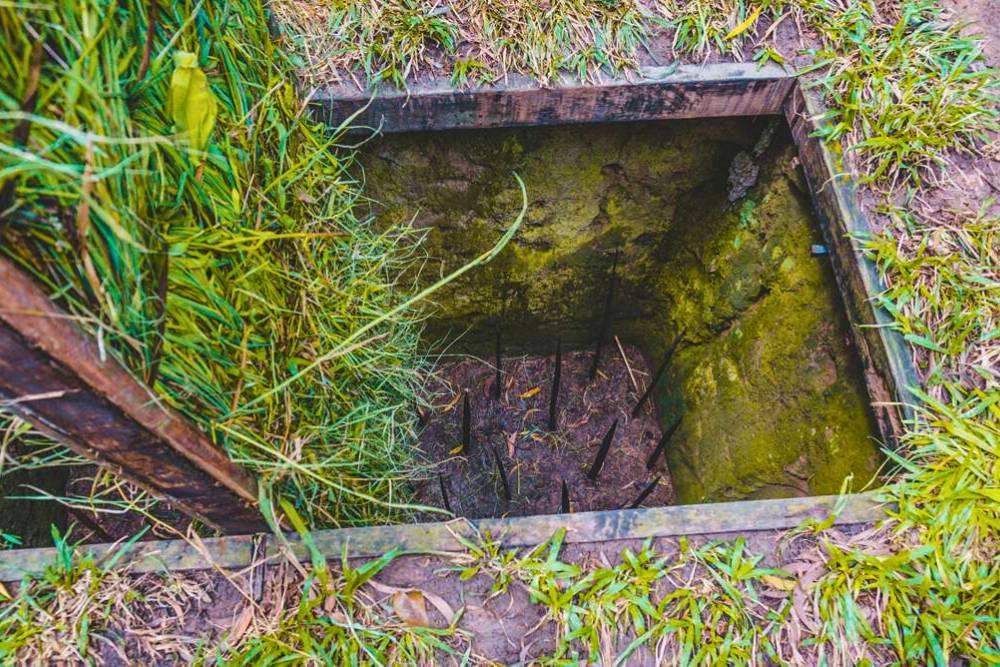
xmin=0 ymin=0 xmax=448 ymax=535
xmin=1 ymin=0 xmax=998 ymax=664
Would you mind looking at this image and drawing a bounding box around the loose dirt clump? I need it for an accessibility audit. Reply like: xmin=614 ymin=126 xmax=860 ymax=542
xmin=414 ymin=343 xmax=675 ymax=519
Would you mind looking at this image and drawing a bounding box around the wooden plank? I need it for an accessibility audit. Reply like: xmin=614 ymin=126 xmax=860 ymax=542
xmin=0 ymin=257 xmax=265 ymax=533
xmin=312 ymin=63 xmax=795 ymax=133
xmin=0 ymin=493 xmax=884 ymax=581
xmin=784 ymin=86 xmax=919 ymax=442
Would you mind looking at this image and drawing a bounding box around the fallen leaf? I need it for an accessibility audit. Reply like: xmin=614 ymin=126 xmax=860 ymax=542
xmin=519 ymin=386 xmax=541 ymax=398
xmin=368 ymin=580 xmax=455 ymax=624
xmin=169 ymin=51 xmax=217 ymax=153
xmin=167 ymin=51 xmax=218 ymax=151
xmin=761 ymin=574 xmax=797 ymax=591
xmin=229 ymin=604 xmax=254 ymax=642
xmin=725 ymin=5 xmax=763 ymax=40
xmin=449 ymin=444 xmax=464 ymax=455
xmin=392 ymin=590 xmax=430 ymax=627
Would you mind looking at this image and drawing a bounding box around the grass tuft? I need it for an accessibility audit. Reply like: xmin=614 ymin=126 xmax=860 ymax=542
xmin=0 ymin=0 xmax=432 ymax=529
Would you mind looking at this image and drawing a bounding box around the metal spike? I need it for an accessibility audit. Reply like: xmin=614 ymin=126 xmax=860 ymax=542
xmin=461 ymin=391 xmax=471 ymax=454
xmin=549 ymin=337 xmax=562 ymax=431
xmin=632 ymin=332 xmax=683 ymax=418
xmin=646 ymin=416 xmax=682 ymax=470
xmin=560 ymin=479 xmax=570 ymax=513
xmin=627 ymin=476 xmax=661 ymax=509
xmin=491 ymin=444 xmax=511 ymax=501
xmin=587 ymin=418 xmax=619 ymax=481
xmin=493 ymin=327 xmax=502 ymax=401
xmin=438 ymin=473 xmax=453 ymax=513
xmin=589 ymin=248 xmax=620 ymax=381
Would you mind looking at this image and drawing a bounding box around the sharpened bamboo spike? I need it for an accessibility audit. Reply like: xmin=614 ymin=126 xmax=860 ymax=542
xmin=438 ymin=473 xmax=453 ymax=513
xmin=493 ymin=327 xmax=502 ymax=401
xmin=589 ymin=248 xmax=619 ymax=381
xmin=462 ymin=391 xmax=471 ymax=454
xmin=549 ymin=337 xmax=562 ymax=431
xmin=491 ymin=444 xmax=511 ymax=501
xmin=646 ymin=416 xmax=682 ymax=470
xmin=588 ymin=418 xmax=618 ymax=481
xmin=632 ymin=332 xmax=683 ymax=418
xmin=560 ymin=479 xmax=570 ymax=513
xmin=627 ymin=476 xmax=661 ymax=509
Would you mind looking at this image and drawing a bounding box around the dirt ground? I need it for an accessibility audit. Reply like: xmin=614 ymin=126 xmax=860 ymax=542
xmin=414 ymin=342 xmax=675 ymax=519
xmin=89 ymin=522 xmax=874 ymax=665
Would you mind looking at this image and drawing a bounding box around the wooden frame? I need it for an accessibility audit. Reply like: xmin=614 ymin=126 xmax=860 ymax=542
xmin=312 ymin=62 xmax=916 ymax=447
xmin=0 ymin=493 xmax=882 ymax=581
xmin=314 ymin=63 xmax=794 ymax=133
xmin=783 ymin=86 xmax=918 ymax=439
xmin=0 ymin=64 xmax=913 ymax=572
xmin=0 ymin=257 xmax=265 ymax=534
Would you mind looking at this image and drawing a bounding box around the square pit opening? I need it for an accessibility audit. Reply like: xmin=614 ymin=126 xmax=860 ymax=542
xmin=357 ymin=116 xmax=883 ymax=519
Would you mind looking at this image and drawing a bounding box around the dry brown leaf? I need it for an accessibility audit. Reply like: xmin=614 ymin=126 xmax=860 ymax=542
xmin=392 ymin=590 xmax=430 ymax=627
xmin=229 ymin=604 xmax=254 ymax=643
xmin=368 ymin=580 xmax=455 ymax=624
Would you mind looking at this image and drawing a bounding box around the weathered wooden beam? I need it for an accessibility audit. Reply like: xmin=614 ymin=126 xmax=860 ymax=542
xmin=0 ymin=493 xmax=884 ymax=581
xmin=312 ymin=63 xmax=795 ymax=133
xmin=784 ymin=86 xmax=918 ymax=442
xmin=0 ymin=257 xmax=265 ymax=533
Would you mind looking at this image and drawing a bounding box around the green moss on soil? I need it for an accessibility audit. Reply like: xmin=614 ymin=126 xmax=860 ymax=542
xmin=359 ymin=118 xmax=881 ymax=503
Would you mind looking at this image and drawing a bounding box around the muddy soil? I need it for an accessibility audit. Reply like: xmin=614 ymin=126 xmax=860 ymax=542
xmin=414 ymin=342 xmax=675 ymax=519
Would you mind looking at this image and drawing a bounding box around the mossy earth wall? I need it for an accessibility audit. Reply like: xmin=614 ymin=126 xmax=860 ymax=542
xmin=359 ymin=118 xmax=881 ymax=504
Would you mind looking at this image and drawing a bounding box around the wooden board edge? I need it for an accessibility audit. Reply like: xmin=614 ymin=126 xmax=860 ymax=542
xmin=310 ymin=63 xmax=795 ymax=133
xmin=0 ymin=493 xmax=884 ymax=581
xmin=783 ymin=84 xmax=919 ymax=443
xmin=0 ymin=256 xmax=264 ymax=532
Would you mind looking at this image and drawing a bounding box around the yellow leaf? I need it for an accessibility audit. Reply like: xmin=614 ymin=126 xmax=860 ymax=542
xmin=169 ymin=51 xmax=218 ymax=154
xmin=519 ymin=386 xmax=541 ymax=398
xmin=449 ymin=444 xmax=464 ymax=455
xmin=761 ymin=574 xmax=796 ymax=591
xmin=0 ymin=581 xmax=9 ymax=600
xmin=725 ymin=5 xmax=763 ymax=40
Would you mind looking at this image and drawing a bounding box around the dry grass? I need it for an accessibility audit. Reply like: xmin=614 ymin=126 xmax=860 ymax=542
xmin=0 ymin=531 xmax=211 ymax=664
xmin=273 ymin=0 xmax=658 ymax=88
